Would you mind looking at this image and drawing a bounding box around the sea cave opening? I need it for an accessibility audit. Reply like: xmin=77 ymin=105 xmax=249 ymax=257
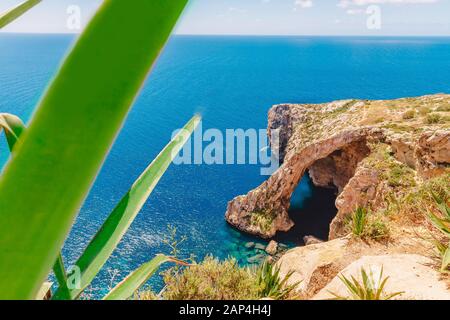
xmin=274 ymin=171 xmax=338 ymax=246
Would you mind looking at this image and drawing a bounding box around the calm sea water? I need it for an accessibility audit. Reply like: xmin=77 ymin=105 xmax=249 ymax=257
xmin=1 ymin=34 xmax=450 ymax=296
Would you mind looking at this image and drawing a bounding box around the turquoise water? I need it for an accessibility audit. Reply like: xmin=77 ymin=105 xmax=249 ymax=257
xmin=1 ymin=34 xmax=450 ymax=296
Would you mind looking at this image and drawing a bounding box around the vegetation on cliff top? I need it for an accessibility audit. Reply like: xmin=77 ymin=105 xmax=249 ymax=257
xmin=293 ymin=95 xmax=450 ymax=151
xmin=139 ymin=256 xmax=299 ymax=300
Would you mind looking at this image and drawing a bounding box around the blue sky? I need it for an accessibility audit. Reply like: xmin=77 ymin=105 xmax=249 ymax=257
xmin=1 ymin=0 xmax=449 ymax=35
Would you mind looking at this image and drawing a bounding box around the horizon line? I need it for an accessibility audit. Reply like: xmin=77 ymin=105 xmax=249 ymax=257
xmin=1 ymin=31 xmax=450 ymax=38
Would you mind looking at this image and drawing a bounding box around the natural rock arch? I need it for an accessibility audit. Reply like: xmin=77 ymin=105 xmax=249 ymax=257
xmin=225 ymin=128 xmax=383 ymax=239
xmin=225 ymin=96 xmax=450 ymax=240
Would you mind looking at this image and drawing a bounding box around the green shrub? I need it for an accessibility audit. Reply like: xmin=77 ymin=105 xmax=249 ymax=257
xmin=418 ymin=106 xmax=431 ymax=116
xmin=365 ymin=218 xmax=390 ymax=241
xmin=385 ymin=163 xmax=416 ymax=188
xmin=256 ymin=261 xmax=300 ymax=300
xmin=402 ymin=110 xmax=416 ymax=120
xmin=134 ymin=290 xmax=159 ymax=300
xmin=373 ymin=117 xmax=385 ymax=124
xmin=426 ymin=113 xmax=442 ymax=124
xmin=160 ymin=256 xmax=260 ymax=300
xmin=400 ymin=173 xmax=448 ymax=212
xmin=251 ymin=211 xmax=274 ymax=233
xmin=330 ymin=267 xmax=404 ymax=300
xmin=350 ymin=207 xmax=368 ymax=237
xmin=146 ymin=257 xmax=301 ymax=300
xmin=347 ymin=208 xmax=390 ymax=241
xmin=436 ymin=104 xmax=450 ymax=112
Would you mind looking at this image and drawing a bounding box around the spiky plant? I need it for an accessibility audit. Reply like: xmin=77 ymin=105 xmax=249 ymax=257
xmin=330 ymin=267 xmax=404 ymax=300
xmin=256 ymin=261 xmax=300 ymax=300
xmin=0 ymin=0 xmax=195 ymax=300
xmin=427 ymin=193 xmax=450 ymax=272
xmin=351 ymin=207 xmax=368 ymax=237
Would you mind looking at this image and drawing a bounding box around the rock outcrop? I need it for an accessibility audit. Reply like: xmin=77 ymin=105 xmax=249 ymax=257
xmin=313 ymin=254 xmax=450 ymax=300
xmin=225 ymin=95 xmax=450 ymax=239
xmin=226 ymin=94 xmax=450 ymax=300
xmin=276 ymin=229 xmax=447 ymax=299
xmin=276 ymin=237 xmax=349 ymax=295
xmin=265 ymin=240 xmax=278 ymax=255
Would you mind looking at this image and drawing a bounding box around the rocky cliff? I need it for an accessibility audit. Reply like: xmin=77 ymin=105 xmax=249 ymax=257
xmin=225 ymin=94 xmax=450 ymax=299
xmin=225 ymin=94 xmax=450 ymax=239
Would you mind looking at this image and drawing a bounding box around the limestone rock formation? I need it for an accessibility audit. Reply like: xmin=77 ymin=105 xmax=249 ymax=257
xmin=226 ymin=94 xmax=450 ymax=300
xmin=303 ymin=235 xmax=323 ymax=246
xmin=265 ymin=240 xmax=278 ymax=255
xmin=330 ymin=166 xmax=380 ymax=238
xmin=225 ymin=94 xmax=450 ymax=239
xmin=276 ymin=238 xmax=349 ymax=295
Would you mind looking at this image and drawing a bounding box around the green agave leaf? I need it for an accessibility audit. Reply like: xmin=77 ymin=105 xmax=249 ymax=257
xmin=431 ymin=192 xmax=450 ymax=219
xmin=52 ymin=253 xmax=70 ymax=300
xmin=0 ymin=0 xmax=41 ymax=29
xmin=339 ymin=275 xmax=358 ymax=296
xmin=103 ymin=254 xmax=170 ymax=300
xmin=428 ymin=212 xmax=450 ymax=236
xmin=376 ymin=277 xmax=389 ymax=300
xmin=328 ymin=291 xmax=346 ymax=300
xmin=383 ymin=291 xmax=404 ymax=300
xmin=432 ymin=239 xmax=447 ymax=257
xmin=360 ymin=268 xmax=369 ymax=291
xmin=441 ymin=246 xmax=450 ymax=272
xmin=0 ymin=113 xmax=26 ymax=151
xmin=0 ymin=0 xmax=188 ymax=299
xmin=52 ymin=115 xmax=200 ymax=300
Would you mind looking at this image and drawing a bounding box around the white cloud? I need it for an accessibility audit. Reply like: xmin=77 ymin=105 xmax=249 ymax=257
xmin=294 ymin=0 xmax=314 ymax=9
xmin=346 ymin=8 xmax=364 ymax=14
xmin=228 ymin=7 xmax=247 ymax=14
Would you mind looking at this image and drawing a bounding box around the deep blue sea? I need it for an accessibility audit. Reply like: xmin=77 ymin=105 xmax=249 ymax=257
xmin=1 ymin=34 xmax=450 ymax=297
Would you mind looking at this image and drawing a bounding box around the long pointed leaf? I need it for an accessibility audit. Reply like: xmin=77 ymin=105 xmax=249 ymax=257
xmin=103 ymin=254 xmax=170 ymax=300
xmin=0 ymin=0 xmax=41 ymax=29
xmin=383 ymin=291 xmax=404 ymax=300
xmin=428 ymin=212 xmax=450 ymax=236
xmin=53 ymin=115 xmax=200 ymax=299
xmin=0 ymin=113 xmax=26 ymax=151
xmin=441 ymin=246 xmax=450 ymax=272
xmin=433 ymin=239 xmax=448 ymax=256
xmin=0 ymin=0 xmax=188 ymax=299
xmin=52 ymin=253 xmax=70 ymax=300
xmin=431 ymin=192 xmax=450 ymax=219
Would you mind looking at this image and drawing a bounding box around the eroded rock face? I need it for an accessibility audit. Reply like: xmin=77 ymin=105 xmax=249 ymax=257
xmin=388 ymin=135 xmax=417 ymax=169
xmin=276 ymin=238 xmax=349 ymax=295
xmin=416 ymin=130 xmax=450 ymax=177
xmin=225 ymin=128 xmax=384 ymax=238
xmin=330 ymin=166 xmax=380 ymax=239
xmin=387 ymin=129 xmax=450 ymax=177
xmin=225 ymin=95 xmax=450 ymax=239
xmin=309 ymin=140 xmax=371 ymax=193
